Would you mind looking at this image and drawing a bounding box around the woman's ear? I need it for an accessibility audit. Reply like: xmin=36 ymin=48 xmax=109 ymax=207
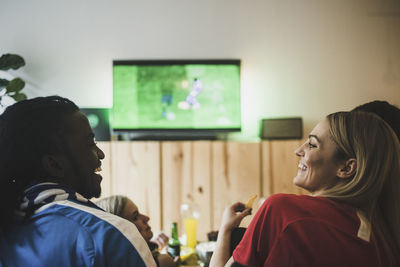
xmin=337 ymin=158 xmax=357 ymax=179
xmin=41 ymin=154 xmax=65 ymax=178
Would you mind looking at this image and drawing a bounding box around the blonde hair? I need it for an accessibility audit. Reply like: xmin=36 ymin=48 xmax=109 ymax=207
xmin=96 ymin=195 xmax=128 ymax=217
xmin=319 ymin=111 xmax=400 ymax=266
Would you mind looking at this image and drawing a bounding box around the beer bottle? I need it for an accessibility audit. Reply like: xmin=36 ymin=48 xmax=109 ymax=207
xmin=167 ymin=222 xmax=181 ymax=259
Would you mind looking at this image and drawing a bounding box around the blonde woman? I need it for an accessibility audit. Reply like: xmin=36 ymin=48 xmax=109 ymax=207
xmin=211 ymin=111 xmax=400 ymax=267
xmin=97 ymin=196 xmax=176 ymax=267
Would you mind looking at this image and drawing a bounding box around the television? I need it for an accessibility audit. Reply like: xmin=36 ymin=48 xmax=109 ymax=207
xmin=112 ymin=59 xmax=241 ymax=140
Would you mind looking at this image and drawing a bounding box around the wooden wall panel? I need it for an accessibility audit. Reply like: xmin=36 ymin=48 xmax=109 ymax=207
xmin=161 ymin=141 xmax=212 ymax=242
xmin=211 ymin=142 xmax=261 ymax=230
xmin=266 ymin=140 xmax=307 ymax=195
xmin=97 ymin=141 xmax=112 ymax=198
xmin=98 ymin=140 xmax=308 ymax=242
xmin=191 ymin=141 xmax=212 ymax=242
xmin=110 ymin=141 xmax=162 ymax=231
xmin=161 ymin=141 xmax=191 ymax=236
xmin=260 ymin=141 xmax=272 ymax=198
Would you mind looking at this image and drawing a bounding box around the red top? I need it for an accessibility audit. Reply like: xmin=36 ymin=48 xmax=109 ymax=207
xmin=233 ymin=194 xmax=384 ymax=267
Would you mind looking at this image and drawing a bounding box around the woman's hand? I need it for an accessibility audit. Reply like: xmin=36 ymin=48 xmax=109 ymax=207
xmin=151 ymin=232 xmax=169 ymax=249
xmin=220 ymin=202 xmax=252 ymax=234
xmin=210 ymin=202 xmax=251 ymax=267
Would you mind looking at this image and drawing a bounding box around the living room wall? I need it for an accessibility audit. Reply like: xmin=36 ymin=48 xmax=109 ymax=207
xmin=1 ymin=0 xmax=399 ymax=139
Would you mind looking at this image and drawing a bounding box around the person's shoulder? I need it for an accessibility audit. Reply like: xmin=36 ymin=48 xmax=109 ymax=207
xmin=267 ymin=195 xmax=358 ymax=231
xmin=255 ymin=194 xmax=311 ymax=223
xmin=266 ymin=193 xmax=339 ymax=208
xmin=7 ymin=201 xmax=156 ymax=267
xmin=262 ymin=194 xmax=345 ymax=223
xmin=265 ymin=193 xmax=315 ymax=207
xmin=38 ymin=200 xmax=138 ymax=239
xmin=40 ymin=200 xmax=112 ymax=223
xmin=267 ymin=193 xmax=307 ymax=201
xmin=268 ymin=216 xmax=379 ymax=267
xmin=50 ymin=200 xmax=156 ymax=266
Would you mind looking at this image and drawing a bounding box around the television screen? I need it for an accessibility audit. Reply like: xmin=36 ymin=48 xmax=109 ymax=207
xmin=112 ymin=60 xmax=241 ymax=139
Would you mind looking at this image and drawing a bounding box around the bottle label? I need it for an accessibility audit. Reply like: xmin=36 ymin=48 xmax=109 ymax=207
xmin=167 ymin=245 xmax=180 ymax=258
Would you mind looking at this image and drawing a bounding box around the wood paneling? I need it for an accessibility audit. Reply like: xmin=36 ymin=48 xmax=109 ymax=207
xmin=191 ymin=142 xmax=212 ymax=243
xmin=161 ymin=141 xmax=191 ymax=236
xmin=262 ymin=140 xmax=307 ymax=195
xmin=110 ymin=141 xmax=162 ymax=231
xmin=211 ymin=142 xmax=261 ymax=230
xmin=260 ymin=141 xmax=272 ymax=197
xmin=98 ymin=140 xmax=307 ymax=243
xmin=161 ymin=141 xmax=212 ymax=242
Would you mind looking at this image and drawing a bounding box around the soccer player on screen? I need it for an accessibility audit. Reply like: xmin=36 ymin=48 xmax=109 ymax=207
xmin=178 ymin=78 xmax=203 ymax=110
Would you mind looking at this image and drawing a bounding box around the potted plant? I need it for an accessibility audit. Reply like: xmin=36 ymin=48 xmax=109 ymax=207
xmin=0 ymin=53 xmax=27 ymax=106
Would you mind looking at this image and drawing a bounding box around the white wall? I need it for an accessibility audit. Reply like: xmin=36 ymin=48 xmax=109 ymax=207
xmin=1 ymin=0 xmax=399 ymax=139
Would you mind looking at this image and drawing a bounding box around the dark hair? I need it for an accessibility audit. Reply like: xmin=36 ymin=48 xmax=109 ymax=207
xmin=353 ymin=100 xmax=400 ymax=140
xmin=0 ymin=96 xmax=79 ymax=232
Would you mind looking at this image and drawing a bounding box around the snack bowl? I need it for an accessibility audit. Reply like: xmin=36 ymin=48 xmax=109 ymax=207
xmin=196 ymin=241 xmax=216 ymax=266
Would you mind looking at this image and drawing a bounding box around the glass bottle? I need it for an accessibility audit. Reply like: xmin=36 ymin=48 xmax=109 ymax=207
xmin=167 ymin=222 xmax=181 ymax=259
xmin=181 ymin=202 xmax=200 ymax=249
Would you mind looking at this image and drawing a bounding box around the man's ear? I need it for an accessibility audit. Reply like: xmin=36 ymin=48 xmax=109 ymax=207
xmin=42 ymin=154 xmax=65 ymax=178
xmin=337 ymin=158 xmax=357 ymax=179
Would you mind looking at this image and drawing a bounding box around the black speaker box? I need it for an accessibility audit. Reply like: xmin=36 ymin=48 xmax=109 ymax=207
xmin=80 ymin=108 xmax=111 ymax=141
xmin=260 ymin=117 xmax=303 ymax=140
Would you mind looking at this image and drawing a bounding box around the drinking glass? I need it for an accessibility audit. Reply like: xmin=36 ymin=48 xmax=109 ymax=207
xmin=181 ymin=203 xmax=200 ymax=249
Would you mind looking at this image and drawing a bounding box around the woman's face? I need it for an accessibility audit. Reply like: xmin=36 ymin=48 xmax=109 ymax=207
xmin=293 ymin=118 xmax=343 ymax=193
xmin=121 ymin=199 xmax=153 ymax=241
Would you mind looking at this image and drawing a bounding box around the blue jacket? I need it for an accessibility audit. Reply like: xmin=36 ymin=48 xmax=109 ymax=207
xmin=0 ymin=183 xmax=156 ymax=267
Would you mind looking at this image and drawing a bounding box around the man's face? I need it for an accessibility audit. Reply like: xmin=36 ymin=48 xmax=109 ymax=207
xmin=59 ymin=111 xmax=105 ymax=199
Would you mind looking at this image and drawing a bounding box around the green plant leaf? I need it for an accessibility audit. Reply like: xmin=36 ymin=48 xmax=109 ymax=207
xmin=6 ymin=78 xmax=25 ymax=93
xmin=10 ymin=92 xmax=27 ymax=102
xmin=0 ymin=54 xmax=25 ymax=70
xmin=0 ymin=78 xmax=9 ymax=90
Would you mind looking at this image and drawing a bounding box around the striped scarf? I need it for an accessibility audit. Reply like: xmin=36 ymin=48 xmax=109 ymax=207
xmin=15 ymin=182 xmax=100 ymax=219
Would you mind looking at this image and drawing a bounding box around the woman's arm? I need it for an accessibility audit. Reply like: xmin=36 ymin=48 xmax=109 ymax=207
xmin=209 ymin=202 xmax=251 ymax=267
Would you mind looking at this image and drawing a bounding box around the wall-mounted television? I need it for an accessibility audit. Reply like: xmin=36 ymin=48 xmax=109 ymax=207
xmin=112 ymin=59 xmax=241 ymax=140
